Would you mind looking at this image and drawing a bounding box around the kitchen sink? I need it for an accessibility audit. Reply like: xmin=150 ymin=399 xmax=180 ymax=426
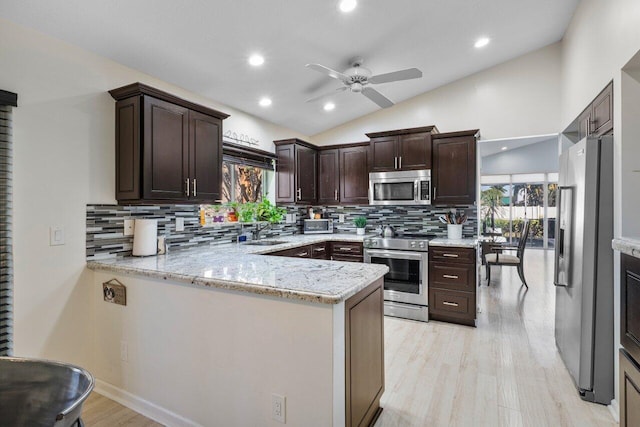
xmin=244 ymin=240 xmax=289 ymax=246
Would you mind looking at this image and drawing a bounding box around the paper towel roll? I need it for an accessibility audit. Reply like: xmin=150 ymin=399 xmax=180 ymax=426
xmin=133 ymin=219 xmax=158 ymax=256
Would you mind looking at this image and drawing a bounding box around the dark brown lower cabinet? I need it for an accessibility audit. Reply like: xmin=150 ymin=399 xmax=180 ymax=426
xmin=428 ymin=246 xmax=477 ymax=326
xmin=330 ymin=242 xmax=364 ymax=262
xmin=620 ymin=349 xmax=640 ymax=427
xmin=267 ymin=241 xmax=364 ymax=262
xmin=345 ymin=278 xmax=384 ymax=427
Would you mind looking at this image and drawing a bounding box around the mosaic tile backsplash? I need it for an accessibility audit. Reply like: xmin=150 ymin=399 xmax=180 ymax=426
xmin=87 ymin=203 xmax=477 ymax=260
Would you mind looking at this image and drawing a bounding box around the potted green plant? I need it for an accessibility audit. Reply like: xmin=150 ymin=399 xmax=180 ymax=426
xmin=354 ymin=216 xmax=367 ymax=235
xmin=238 ymin=202 xmax=257 ymax=223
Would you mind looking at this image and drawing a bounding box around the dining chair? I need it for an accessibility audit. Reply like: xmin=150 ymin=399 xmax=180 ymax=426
xmin=485 ymin=220 xmax=531 ymax=288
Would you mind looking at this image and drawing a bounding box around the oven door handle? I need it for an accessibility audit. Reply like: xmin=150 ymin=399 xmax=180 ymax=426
xmin=364 ymin=249 xmax=425 ymax=260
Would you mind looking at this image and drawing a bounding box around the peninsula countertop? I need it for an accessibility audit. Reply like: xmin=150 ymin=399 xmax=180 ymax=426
xmin=87 ymin=233 xmax=388 ymax=305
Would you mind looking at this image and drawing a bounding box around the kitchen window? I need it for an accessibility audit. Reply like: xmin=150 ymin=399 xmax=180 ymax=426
xmin=219 ymin=143 xmax=277 ymax=204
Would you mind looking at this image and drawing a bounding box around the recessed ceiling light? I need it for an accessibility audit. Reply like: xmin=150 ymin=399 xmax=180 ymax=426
xmin=259 ymin=97 xmax=272 ymax=107
xmin=475 ymin=37 xmax=490 ymax=48
xmin=339 ymin=0 xmax=357 ymax=13
xmin=248 ymin=54 xmax=265 ymax=67
xmin=501 ymin=146 xmax=508 ymax=151
xmin=323 ymin=102 xmax=336 ymax=111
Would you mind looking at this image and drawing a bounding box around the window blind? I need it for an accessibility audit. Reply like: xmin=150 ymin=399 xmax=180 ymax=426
xmin=0 ymin=90 xmax=16 ymax=357
xmin=222 ymin=142 xmax=276 ymax=170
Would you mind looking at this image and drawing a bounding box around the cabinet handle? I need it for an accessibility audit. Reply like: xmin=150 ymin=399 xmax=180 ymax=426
xmin=297 ymin=188 xmax=302 ymax=200
xmin=443 ymin=301 xmax=459 ymax=307
xmin=335 ymin=189 xmax=338 ymax=201
xmin=185 ymin=178 xmax=190 ymax=197
xmin=338 ymin=247 xmax=353 ymax=251
xmin=192 ymin=179 xmax=197 ymax=197
xmin=434 ymin=186 xmax=437 ymax=200
xmin=399 ymin=156 xmax=402 ymax=169
xmin=443 ymin=274 xmax=459 ymax=279
xmin=442 ymin=253 xmax=459 ymax=258
xmin=315 ymin=247 xmax=325 ymax=252
xmin=296 ymin=251 xmax=308 ymax=257
xmin=589 ymin=118 xmax=597 ymax=134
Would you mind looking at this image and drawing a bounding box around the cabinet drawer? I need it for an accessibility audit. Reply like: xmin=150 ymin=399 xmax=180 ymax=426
xmin=311 ymin=243 xmax=329 ymax=259
xmin=620 ymin=349 xmax=640 ymax=427
xmin=430 ymin=263 xmax=475 ymax=292
xmin=331 ymin=242 xmax=363 ymax=256
xmin=430 ymin=247 xmax=475 ymax=264
xmin=332 ymin=254 xmax=363 ymax=263
xmin=269 ymin=245 xmax=311 ymax=258
xmin=429 ymin=288 xmax=475 ymax=320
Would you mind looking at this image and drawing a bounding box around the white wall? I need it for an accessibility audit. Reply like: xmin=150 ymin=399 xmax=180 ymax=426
xmin=92 ymin=271 xmax=336 ymax=426
xmin=481 ymin=139 xmax=559 ymax=175
xmin=0 ymin=18 xmax=309 ymax=368
xmin=561 ymin=0 xmax=640 ymax=414
xmin=312 ymin=43 xmax=562 ymax=145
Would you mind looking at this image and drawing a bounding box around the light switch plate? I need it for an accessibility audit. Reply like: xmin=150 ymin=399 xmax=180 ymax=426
xmin=49 ymin=226 xmax=65 ymax=246
xmin=176 ymin=217 xmax=185 ymax=232
xmin=338 ymin=214 xmax=345 ymax=223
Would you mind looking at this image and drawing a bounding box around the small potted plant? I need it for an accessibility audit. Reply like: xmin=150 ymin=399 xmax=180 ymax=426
xmin=225 ymin=202 xmax=238 ymax=222
xmin=354 ymin=216 xmax=367 ymax=235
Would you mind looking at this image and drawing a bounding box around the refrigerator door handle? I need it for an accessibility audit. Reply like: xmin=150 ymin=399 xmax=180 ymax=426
xmin=554 ymin=186 xmax=573 ymax=287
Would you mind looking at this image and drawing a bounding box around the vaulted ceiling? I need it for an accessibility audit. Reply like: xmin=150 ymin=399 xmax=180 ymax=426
xmin=0 ymin=0 xmax=580 ymax=135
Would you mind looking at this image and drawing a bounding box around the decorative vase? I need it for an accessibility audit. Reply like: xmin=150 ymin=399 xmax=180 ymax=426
xmin=447 ymin=224 xmax=462 ymax=240
xmin=356 ymin=227 xmax=366 ymax=235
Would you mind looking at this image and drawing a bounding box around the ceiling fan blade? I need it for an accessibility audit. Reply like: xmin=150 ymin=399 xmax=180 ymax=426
xmin=305 ymin=86 xmax=348 ymax=103
xmin=362 ymin=87 xmax=394 ymax=108
xmin=369 ymin=68 xmax=422 ymax=84
xmin=306 ymin=64 xmax=349 ymax=81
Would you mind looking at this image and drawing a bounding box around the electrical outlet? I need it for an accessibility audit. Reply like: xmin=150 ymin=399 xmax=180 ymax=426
xmin=338 ymin=214 xmax=345 ymax=223
xmin=120 ymin=341 xmax=128 ymax=362
xmin=175 ymin=217 xmax=185 ymax=232
xmin=272 ymin=394 xmax=285 ymax=423
xmin=124 ymin=219 xmax=134 ymax=236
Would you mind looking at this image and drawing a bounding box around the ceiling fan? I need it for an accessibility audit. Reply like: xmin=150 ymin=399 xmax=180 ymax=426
xmin=305 ymin=58 xmax=422 ymax=108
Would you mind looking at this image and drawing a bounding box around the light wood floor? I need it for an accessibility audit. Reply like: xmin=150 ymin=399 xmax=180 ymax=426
xmin=375 ymin=249 xmax=616 ymax=427
xmin=82 ymin=249 xmax=617 ymax=427
xmin=81 ymin=392 xmax=162 ymax=426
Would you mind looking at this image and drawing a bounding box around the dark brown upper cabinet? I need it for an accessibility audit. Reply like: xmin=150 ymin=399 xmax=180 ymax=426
xmin=578 ymin=81 xmax=613 ymax=140
xmin=316 ymin=143 xmax=370 ymax=205
xmin=318 ymin=149 xmax=340 ymax=204
xmin=366 ymin=126 xmax=438 ymax=172
xmin=110 ymin=83 xmax=228 ymax=204
xmin=432 ymin=129 xmax=478 ymax=206
xmin=274 ymin=139 xmax=317 ymax=204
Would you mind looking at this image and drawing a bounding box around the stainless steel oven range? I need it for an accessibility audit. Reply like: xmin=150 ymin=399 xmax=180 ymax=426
xmin=363 ymin=234 xmax=431 ymax=322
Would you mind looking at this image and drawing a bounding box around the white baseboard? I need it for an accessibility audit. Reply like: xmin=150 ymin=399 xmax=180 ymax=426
xmin=94 ymin=379 xmax=201 ymax=427
xmin=608 ymin=399 xmax=619 ymax=423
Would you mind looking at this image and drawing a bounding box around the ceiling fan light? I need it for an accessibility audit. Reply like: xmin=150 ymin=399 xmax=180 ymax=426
xmin=339 ymin=0 xmax=357 ymax=13
xmin=351 ymin=82 xmax=363 ymax=93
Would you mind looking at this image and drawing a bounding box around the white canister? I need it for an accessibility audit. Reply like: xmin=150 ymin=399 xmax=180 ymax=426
xmin=133 ymin=219 xmax=158 ymax=256
xmin=447 ymin=224 xmax=463 ymax=240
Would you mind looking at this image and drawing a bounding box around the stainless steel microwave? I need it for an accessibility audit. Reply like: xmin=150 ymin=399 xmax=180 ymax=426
xmin=303 ymin=219 xmax=334 ymax=234
xmin=369 ymin=170 xmax=431 ymax=205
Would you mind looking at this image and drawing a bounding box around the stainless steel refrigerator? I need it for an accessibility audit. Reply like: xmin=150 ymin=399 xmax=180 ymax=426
xmin=554 ymin=135 xmax=614 ymax=404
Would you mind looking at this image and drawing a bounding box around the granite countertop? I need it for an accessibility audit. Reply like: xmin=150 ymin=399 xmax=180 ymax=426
xmin=428 ymin=238 xmax=478 ymax=248
xmin=613 ymin=237 xmax=640 ymax=259
xmin=87 ymin=233 xmax=388 ymax=305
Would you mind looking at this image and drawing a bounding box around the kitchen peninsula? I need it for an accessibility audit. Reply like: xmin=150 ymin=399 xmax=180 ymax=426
xmin=87 ymin=234 xmax=388 ymax=427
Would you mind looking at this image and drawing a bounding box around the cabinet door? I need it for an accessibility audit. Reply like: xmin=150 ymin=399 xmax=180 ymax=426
xmin=296 ymin=145 xmax=317 ymax=204
xmin=620 ymin=349 xmax=640 ymax=427
xmin=318 ymin=149 xmax=340 ymax=204
xmin=276 ymin=144 xmax=295 ymax=203
xmin=370 ymin=136 xmax=397 ymax=171
xmin=398 ymin=132 xmax=432 ymax=170
xmin=115 ymin=97 xmax=141 ymax=201
xmin=143 ymin=96 xmax=189 ymax=200
xmin=189 ymin=110 xmax=222 ymax=202
xmin=432 ymin=135 xmax=476 ymax=205
xmin=593 ymin=82 xmax=613 ymax=136
xmin=578 ymin=108 xmax=592 ymax=140
xmin=340 ymin=146 xmax=369 ymax=204
xmin=621 ymin=254 xmax=640 ymax=363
